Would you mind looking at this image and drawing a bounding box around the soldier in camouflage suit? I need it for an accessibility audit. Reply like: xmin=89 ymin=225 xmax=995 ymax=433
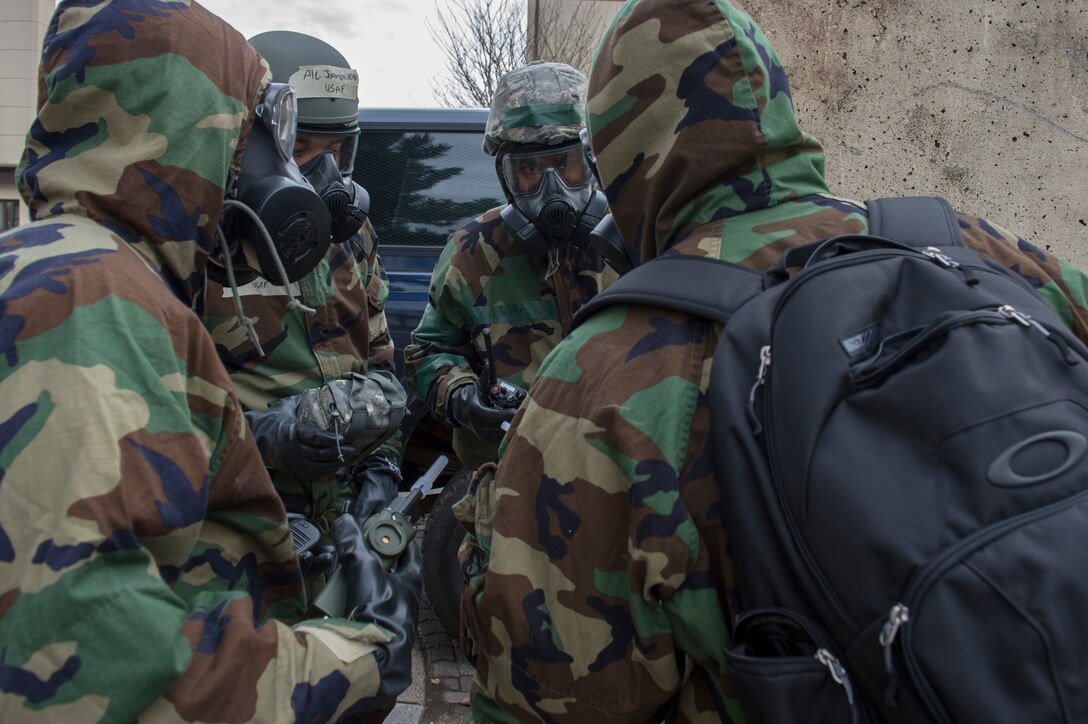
xmin=456 ymin=0 xmax=1088 ymax=721
xmin=200 ymin=30 xmax=403 ymax=588
xmin=404 ymin=61 xmax=617 ymax=472
xmin=0 ymin=1 xmax=419 ymax=720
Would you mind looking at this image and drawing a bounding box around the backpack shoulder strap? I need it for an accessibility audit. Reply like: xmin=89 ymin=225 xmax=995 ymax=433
xmin=867 ymin=196 xmax=964 ymax=248
xmin=572 ymin=255 xmax=763 ymax=329
xmin=573 ymin=196 xmax=962 ymax=329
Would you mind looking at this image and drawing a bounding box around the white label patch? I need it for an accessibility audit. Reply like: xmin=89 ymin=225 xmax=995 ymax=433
xmin=223 ymin=278 xmax=301 ymax=298
xmin=288 ymin=64 xmax=359 ymax=101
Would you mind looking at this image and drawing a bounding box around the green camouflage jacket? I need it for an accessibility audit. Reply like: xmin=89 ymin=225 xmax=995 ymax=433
xmin=200 ymin=220 xmax=401 ymax=524
xmin=0 ymin=2 xmax=400 ymax=720
xmin=458 ymin=0 xmax=1088 ymax=722
xmin=403 ymin=205 xmax=617 ymax=468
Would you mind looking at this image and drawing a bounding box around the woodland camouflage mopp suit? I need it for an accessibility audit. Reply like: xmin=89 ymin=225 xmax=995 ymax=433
xmin=456 ymin=0 xmax=1088 ymax=722
xmin=404 ymin=61 xmax=617 ymax=471
xmin=200 ymin=29 xmax=404 ymax=590
xmin=0 ymin=1 xmax=418 ymax=720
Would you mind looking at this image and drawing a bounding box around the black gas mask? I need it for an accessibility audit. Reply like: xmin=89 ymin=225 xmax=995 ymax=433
xmin=579 ymin=128 xmax=637 ymax=275
xmin=499 ymin=141 xmax=607 ymax=258
xmin=298 ymin=139 xmax=369 ymax=245
xmin=215 ymin=82 xmax=331 ymax=286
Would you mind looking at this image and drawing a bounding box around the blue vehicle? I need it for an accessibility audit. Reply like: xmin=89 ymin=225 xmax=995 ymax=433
xmin=352 ymin=107 xmax=499 ymax=637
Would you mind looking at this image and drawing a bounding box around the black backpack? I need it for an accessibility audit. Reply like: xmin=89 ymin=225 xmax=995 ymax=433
xmin=573 ymin=197 xmax=1088 ymax=723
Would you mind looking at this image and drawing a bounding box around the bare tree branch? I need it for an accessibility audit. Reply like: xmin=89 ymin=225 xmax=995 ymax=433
xmin=428 ymin=0 xmax=602 ymax=108
xmin=531 ymin=0 xmax=599 ymax=75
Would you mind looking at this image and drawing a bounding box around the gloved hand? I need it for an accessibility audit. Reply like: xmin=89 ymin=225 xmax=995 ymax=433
xmin=331 ymin=513 xmax=422 ymax=705
xmin=446 ymin=380 xmax=520 ymax=444
xmin=245 ymin=395 xmax=357 ymax=479
xmin=298 ymin=543 xmax=336 ymax=579
xmin=351 ymin=451 xmax=402 ymax=522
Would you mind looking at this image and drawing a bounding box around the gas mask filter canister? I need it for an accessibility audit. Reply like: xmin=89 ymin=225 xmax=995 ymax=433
xmin=230 ymin=82 xmax=332 ymax=284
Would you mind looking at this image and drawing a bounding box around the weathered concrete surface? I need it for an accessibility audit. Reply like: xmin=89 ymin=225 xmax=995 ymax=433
xmin=744 ymin=0 xmax=1087 ymax=266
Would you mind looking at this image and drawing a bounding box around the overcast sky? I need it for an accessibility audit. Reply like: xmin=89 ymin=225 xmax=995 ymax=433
xmin=198 ymin=0 xmax=448 ymax=108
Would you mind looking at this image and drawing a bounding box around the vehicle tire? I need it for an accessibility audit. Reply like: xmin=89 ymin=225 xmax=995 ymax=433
xmin=422 ymin=466 xmax=472 ymax=642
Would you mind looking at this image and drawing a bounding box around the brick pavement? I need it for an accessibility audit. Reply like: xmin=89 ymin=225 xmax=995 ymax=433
xmin=387 ymin=513 xmax=475 ymax=724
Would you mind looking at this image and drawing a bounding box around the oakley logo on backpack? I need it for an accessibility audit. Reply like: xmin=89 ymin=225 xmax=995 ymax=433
xmin=987 ymin=430 xmax=1087 ymax=488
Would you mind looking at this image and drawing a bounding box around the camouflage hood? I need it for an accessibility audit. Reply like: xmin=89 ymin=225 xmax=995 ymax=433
xmin=587 ymin=0 xmax=829 ymax=263
xmin=17 ymin=0 xmax=269 ymax=306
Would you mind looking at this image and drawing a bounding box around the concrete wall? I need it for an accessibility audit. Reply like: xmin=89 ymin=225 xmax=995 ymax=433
xmin=0 ymin=0 xmax=53 ymax=228
xmin=535 ymin=0 xmax=1087 ymax=267
xmin=527 ymin=0 xmax=624 ymax=74
xmin=746 ymin=0 xmax=1087 ymax=267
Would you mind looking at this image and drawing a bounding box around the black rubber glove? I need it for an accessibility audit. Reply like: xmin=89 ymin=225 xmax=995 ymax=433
xmin=331 ymin=514 xmax=422 ymax=705
xmin=298 ymin=543 xmax=336 ymax=578
xmin=447 ymin=381 xmax=519 ymax=444
xmin=245 ymin=395 xmax=357 ymax=479
xmin=351 ymin=451 xmax=402 ymax=522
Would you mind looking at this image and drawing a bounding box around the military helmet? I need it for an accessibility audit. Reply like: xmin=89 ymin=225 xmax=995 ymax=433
xmin=482 ymin=61 xmax=588 ymax=156
xmin=248 ymin=30 xmax=359 ymax=132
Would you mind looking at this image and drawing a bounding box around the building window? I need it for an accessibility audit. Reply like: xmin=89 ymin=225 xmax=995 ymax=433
xmin=0 ymin=200 xmax=18 ymax=231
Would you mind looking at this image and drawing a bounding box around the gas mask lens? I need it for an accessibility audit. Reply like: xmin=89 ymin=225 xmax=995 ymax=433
xmin=295 ymin=127 xmax=359 ymax=176
xmin=502 ymin=144 xmax=591 ymax=196
xmin=256 ymin=83 xmax=298 ymax=162
xmin=336 ymin=131 xmax=358 ymax=175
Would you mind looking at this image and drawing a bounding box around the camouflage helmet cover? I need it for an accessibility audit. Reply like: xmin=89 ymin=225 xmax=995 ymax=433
xmin=248 ymin=30 xmax=359 ymax=130
xmin=483 ymin=61 xmax=588 ymax=156
xmin=296 ymin=370 xmax=407 ymax=463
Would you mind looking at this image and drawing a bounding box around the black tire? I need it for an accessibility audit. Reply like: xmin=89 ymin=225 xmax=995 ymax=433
xmin=422 ymin=467 xmax=472 ymax=641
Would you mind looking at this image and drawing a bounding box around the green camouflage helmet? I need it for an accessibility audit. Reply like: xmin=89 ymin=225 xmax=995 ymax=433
xmin=249 ymin=30 xmax=359 ymax=130
xmin=482 ymin=61 xmax=588 ymax=155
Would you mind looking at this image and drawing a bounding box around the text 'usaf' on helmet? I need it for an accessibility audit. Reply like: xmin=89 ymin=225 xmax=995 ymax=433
xmin=483 ymin=61 xmax=588 ymax=156
xmin=248 ymin=30 xmax=359 ymax=130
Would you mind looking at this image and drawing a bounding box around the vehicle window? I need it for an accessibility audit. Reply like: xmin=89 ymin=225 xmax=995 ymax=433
xmin=0 ymin=200 xmax=19 ymax=232
xmin=354 ymin=131 xmax=503 ymax=248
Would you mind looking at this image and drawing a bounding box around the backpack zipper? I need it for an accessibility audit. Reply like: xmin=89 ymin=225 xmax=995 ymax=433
xmin=879 ymin=486 xmax=1088 ymax=717
xmin=772 ymin=246 xmax=994 ymax=320
xmin=921 ymin=246 xmax=960 ymax=269
xmin=746 ymin=345 xmax=772 ymax=435
xmin=852 ymin=306 xmax=1045 ymax=387
xmin=752 ymin=248 xmax=1082 ymax=657
xmin=816 ymin=648 xmax=861 ymax=724
xmin=752 ymin=250 xmax=959 ymax=636
xmin=854 ymin=305 xmax=1080 ymax=388
xmin=760 ymin=350 xmax=863 ymax=635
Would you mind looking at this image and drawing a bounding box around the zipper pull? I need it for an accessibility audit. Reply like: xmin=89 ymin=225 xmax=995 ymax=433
xmin=923 ymin=246 xmax=980 ymax=285
xmin=998 ymin=304 xmax=1032 ymax=327
xmin=999 ymin=303 xmax=1070 ymax=343
xmin=816 ymin=649 xmax=859 ymax=723
xmin=746 ymin=345 xmax=772 ymax=435
xmin=879 ymin=603 xmax=910 ymax=707
xmin=755 ymin=345 xmax=772 ymax=386
xmin=922 ymin=247 xmax=960 ymax=269
xmin=1001 ymin=306 xmax=1082 ymax=365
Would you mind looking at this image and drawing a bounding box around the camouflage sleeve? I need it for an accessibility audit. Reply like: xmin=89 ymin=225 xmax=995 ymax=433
xmin=0 ymin=280 xmax=392 ymax=722
xmin=958 ymin=212 xmax=1088 ymax=341
xmin=457 ymin=311 xmax=740 ymax=722
xmin=403 ymin=239 xmax=477 ymax=420
xmin=357 ymin=224 xmax=403 ymax=459
xmin=360 ymin=221 xmax=395 ymax=376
